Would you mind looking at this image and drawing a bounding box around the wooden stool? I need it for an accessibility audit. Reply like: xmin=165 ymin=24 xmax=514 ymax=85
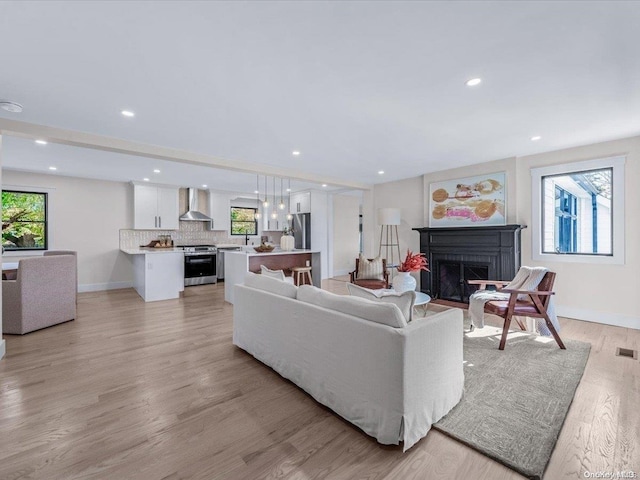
xmin=292 ymin=266 xmax=313 ymax=286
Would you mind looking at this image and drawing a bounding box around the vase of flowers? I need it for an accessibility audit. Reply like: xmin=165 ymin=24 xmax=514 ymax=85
xmin=392 ymin=250 xmax=429 ymax=293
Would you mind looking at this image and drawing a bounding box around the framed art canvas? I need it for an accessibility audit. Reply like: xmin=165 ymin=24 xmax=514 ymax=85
xmin=428 ymin=172 xmax=506 ymax=227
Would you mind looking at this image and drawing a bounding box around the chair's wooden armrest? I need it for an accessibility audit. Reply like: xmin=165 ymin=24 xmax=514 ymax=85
xmin=500 ymin=288 xmax=555 ymax=296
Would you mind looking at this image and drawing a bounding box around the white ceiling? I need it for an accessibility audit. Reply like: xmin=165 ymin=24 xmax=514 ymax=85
xmin=1 ymin=1 xmax=639 ymax=193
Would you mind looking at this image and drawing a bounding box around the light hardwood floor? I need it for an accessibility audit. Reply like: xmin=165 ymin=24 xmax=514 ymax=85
xmin=0 ymin=280 xmax=638 ymax=480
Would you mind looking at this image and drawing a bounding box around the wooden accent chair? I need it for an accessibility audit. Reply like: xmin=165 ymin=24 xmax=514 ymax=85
xmin=349 ymin=258 xmax=390 ymax=290
xmin=468 ymin=271 xmax=565 ymax=350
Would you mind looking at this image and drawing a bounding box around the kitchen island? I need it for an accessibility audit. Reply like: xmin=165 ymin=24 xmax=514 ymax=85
xmin=224 ymin=249 xmax=321 ymax=304
xmin=121 ymin=248 xmax=184 ymax=302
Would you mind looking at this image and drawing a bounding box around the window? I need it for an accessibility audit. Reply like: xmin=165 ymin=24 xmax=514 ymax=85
xmin=532 ymin=156 xmax=625 ymax=264
xmin=230 ymin=207 xmax=257 ymax=235
xmin=2 ymin=190 xmax=49 ymax=251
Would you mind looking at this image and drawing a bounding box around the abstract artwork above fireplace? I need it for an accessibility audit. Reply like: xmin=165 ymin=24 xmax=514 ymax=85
xmin=428 ymin=172 xmax=506 ymax=227
xmin=413 ymin=225 xmax=525 ymax=303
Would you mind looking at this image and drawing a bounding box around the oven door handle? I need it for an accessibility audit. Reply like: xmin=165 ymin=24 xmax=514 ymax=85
xmin=185 ymin=257 xmax=213 ymax=264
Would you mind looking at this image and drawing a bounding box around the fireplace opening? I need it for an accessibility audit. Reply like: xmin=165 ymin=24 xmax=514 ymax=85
xmin=437 ymin=261 xmax=490 ymax=303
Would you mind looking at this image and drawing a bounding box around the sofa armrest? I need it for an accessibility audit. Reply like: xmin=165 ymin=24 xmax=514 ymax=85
xmin=400 ymin=308 xmax=464 ymax=450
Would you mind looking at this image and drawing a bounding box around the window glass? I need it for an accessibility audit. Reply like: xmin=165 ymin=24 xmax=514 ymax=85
xmin=541 ymin=168 xmax=612 ymax=255
xmin=230 ymin=207 xmax=257 ymax=235
xmin=2 ymin=190 xmax=48 ymax=251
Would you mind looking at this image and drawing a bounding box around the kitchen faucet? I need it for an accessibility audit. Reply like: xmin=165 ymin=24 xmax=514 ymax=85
xmin=245 ymin=233 xmax=249 ymax=245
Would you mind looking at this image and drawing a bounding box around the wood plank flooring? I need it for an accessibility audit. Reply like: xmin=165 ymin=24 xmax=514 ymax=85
xmin=0 ymin=280 xmax=638 ymax=479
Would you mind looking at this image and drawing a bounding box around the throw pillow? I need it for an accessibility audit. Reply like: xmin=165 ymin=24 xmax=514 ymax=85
xmin=260 ymin=265 xmax=286 ymax=281
xmin=346 ymin=283 xmax=416 ymax=322
xmin=356 ymin=254 xmax=384 ymax=280
xmin=244 ymin=272 xmax=297 ymax=299
xmin=297 ymin=285 xmax=407 ymax=328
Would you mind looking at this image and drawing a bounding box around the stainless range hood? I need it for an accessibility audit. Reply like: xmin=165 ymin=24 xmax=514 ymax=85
xmin=179 ymin=188 xmax=213 ymax=222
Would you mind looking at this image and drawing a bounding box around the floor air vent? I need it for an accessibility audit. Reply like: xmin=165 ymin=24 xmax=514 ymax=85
xmin=616 ymin=347 xmax=638 ymax=359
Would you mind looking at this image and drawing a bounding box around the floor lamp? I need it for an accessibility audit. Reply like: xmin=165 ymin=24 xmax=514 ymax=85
xmin=377 ymin=208 xmax=402 ymax=269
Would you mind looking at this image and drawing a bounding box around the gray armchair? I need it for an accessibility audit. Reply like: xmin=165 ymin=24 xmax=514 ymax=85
xmin=2 ymin=255 xmax=77 ymax=334
xmin=44 ymin=250 xmax=78 ymax=303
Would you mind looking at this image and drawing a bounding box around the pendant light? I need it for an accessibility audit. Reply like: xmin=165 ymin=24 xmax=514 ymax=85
xmin=254 ymin=175 xmax=262 ymax=220
xmin=262 ymin=175 xmax=269 ymax=208
xmin=270 ymin=176 xmax=278 ymax=219
xmin=278 ymin=178 xmax=286 ymax=210
xmin=286 ymin=178 xmax=293 ymax=220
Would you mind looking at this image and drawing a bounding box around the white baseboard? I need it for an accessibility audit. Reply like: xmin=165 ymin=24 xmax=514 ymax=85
xmin=333 ymin=269 xmax=352 ymax=277
xmin=78 ymin=281 xmax=133 ymax=293
xmin=0 ymin=339 xmax=5 ymax=360
xmin=557 ymin=306 xmax=640 ymax=330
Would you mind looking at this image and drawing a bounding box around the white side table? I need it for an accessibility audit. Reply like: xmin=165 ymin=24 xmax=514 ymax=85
xmin=414 ymin=291 xmax=432 ymax=316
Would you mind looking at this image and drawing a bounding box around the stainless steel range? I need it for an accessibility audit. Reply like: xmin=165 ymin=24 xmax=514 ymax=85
xmin=181 ymin=245 xmax=217 ymax=286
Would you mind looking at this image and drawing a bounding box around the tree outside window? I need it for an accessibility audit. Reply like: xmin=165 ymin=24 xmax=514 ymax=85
xmin=230 ymin=207 xmax=257 ymax=235
xmin=2 ymin=190 xmax=48 ymax=251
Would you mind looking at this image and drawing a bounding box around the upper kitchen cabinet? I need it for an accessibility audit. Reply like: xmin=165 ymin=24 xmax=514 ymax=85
xmin=133 ymin=184 xmax=179 ymax=230
xmin=290 ymin=191 xmax=311 ymax=214
xmin=208 ymin=192 xmax=231 ymax=232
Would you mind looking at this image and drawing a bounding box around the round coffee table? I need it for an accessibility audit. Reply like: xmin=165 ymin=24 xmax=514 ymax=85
xmin=414 ymin=291 xmax=432 ymax=316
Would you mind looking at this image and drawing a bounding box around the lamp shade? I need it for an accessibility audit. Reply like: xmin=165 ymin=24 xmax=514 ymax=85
xmin=377 ymin=208 xmax=401 ymax=226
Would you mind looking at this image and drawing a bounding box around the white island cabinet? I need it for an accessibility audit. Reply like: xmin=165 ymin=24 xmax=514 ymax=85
xmin=224 ymin=249 xmax=321 ymax=304
xmin=122 ymin=248 xmax=184 ymax=302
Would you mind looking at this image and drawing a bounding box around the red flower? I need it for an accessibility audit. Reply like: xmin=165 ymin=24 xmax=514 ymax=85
xmin=397 ymin=250 xmax=429 ymax=273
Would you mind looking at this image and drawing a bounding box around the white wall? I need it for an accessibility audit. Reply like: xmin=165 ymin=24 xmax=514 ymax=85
xmin=0 ymin=136 xmax=4 ymax=360
xmin=517 ymin=136 xmax=640 ymax=328
xmin=362 ymin=176 xmax=424 ymax=285
xmin=3 ymin=170 xmax=133 ymax=291
xmin=332 ymin=194 xmax=361 ymax=276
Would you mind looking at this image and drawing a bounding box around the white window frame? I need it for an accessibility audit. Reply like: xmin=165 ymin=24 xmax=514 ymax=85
xmin=531 ymin=156 xmax=625 ymax=265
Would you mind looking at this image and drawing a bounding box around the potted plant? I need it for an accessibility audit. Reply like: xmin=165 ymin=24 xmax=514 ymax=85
xmin=392 ymin=250 xmax=429 ymax=293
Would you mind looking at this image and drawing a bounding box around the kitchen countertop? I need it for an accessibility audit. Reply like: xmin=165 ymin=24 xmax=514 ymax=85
xmin=121 ymin=247 xmax=184 ymax=255
xmin=225 ymin=249 xmax=319 ymax=257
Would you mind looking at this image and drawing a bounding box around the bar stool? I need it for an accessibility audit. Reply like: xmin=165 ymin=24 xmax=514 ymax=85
xmin=292 ymin=266 xmax=313 ymax=286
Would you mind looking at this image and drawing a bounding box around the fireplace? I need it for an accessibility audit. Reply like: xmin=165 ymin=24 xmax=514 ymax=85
xmin=412 ymin=225 xmax=525 ymax=303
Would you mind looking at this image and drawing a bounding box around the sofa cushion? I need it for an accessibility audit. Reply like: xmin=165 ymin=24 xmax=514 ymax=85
xmin=356 ymin=254 xmax=384 ymax=280
xmin=297 ymin=285 xmax=407 ymax=328
xmin=346 ymin=283 xmax=416 ymax=322
xmin=244 ymin=272 xmax=297 ymax=299
xmin=260 ymin=265 xmax=286 ymax=281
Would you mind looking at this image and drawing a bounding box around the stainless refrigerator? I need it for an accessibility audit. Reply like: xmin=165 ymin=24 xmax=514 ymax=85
xmin=292 ymin=213 xmax=311 ymax=250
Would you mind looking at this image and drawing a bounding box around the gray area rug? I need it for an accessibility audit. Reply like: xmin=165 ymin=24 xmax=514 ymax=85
xmin=434 ymin=326 xmax=591 ymax=480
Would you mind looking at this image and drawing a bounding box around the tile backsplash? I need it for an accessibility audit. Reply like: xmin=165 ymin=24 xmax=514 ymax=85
xmin=119 ymin=221 xmax=257 ymax=248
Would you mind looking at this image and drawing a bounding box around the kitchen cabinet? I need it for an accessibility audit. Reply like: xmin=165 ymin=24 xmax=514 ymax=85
xmin=133 ymin=184 xmax=179 ymax=230
xmin=209 ymin=192 xmax=231 ymax=232
xmin=290 ymin=191 xmax=311 ymax=214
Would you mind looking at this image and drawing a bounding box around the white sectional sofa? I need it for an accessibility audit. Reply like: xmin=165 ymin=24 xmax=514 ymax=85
xmin=232 ymin=273 xmax=464 ymax=451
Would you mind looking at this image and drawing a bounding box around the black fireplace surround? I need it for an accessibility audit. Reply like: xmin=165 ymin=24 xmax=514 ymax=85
xmin=412 ymin=225 xmax=525 ymax=303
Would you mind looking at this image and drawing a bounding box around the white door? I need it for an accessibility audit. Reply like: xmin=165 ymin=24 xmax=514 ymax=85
xmin=157 ymin=187 xmax=179 ymax=230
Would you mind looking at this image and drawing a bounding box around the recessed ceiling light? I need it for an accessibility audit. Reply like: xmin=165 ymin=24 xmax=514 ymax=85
xmin=202 ymin=184 xmax=208 ymax=188
xmin=48 ymin=166 xmax=57 ymax=171
xmin=254 ymin=190 xmax=259 ymax=194
xmin=286 ymin=188 xmax=291 ymax=192
xmin=153 ymin=169 xmax=161 ymax=174
xmin=531 ymin=136 xmax=542 ymax=141
xmin=321 ymin=184 xmax=327 ymax=188
xmin=0 ymin=101 xmax=23 ymax=113
xmin=143 ymin=177 xmax=150 ymax=182
xmin=35 ymin=139 xmax=48 ymax=145
xmin=292 ymin=151 xmax=301 ymax=156
xmin=465 ymin=78 xmax=482 ymax=87
xmin=378 ymin=170 xmax=385 ymax=175
xmin=121 ymin=110 xmax=135 ymax=117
